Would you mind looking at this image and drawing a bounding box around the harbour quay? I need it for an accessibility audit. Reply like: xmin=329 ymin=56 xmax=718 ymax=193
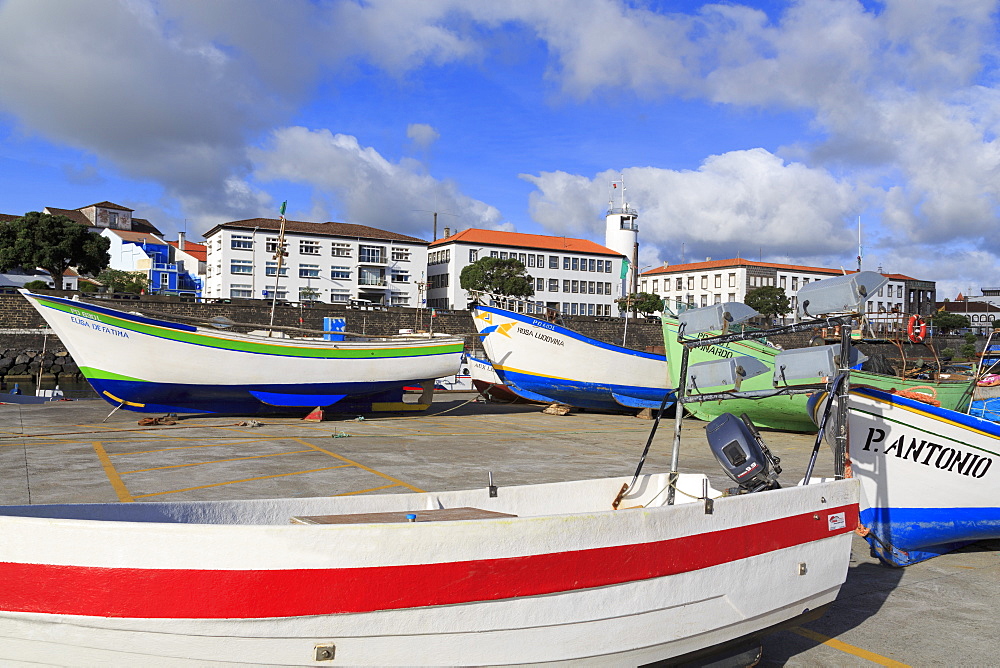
xmin=2 ymin=394 xmax=998 ymax=666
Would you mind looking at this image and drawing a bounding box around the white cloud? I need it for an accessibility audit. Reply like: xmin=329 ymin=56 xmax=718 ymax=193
xmin=407 ymin=123 xmax=441 ymax=149
xmin=523 ymin=149 xmax=861 ymax=262
xmin=250 ymin=126 xmax=502 ymax=237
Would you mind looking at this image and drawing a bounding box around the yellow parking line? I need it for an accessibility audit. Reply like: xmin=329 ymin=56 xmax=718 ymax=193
xmin=790 ymin=627 xmax=910 ymax=667
xmin=291 ymin=437 xmax=425 ymax=493
xmin=108 ymin=438 xmax=282 ymax=457
xmin=92 ymin=442 xmax=134 ymax=503
xmin=132 ymin=466 xmax=352 ymax=499
xmin=120 ymin=450 xmax=317 ymax=474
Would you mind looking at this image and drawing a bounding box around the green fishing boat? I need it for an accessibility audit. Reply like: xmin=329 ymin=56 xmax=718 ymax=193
xmin=662 ymin=317 xmax=974 ymax=432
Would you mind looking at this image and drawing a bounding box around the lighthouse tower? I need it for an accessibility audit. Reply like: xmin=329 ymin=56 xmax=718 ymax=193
xmin=604 ymin=175 xmax=639 ymax=299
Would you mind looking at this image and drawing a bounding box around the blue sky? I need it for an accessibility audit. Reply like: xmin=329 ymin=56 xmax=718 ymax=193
xmin=1 ymin=0 xmax=999 ymax=300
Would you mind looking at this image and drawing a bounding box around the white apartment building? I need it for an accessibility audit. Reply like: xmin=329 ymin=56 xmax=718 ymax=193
xmin=426 ymin=228 xmax=627 ymax=317
xmin=202 ymin=218 xmax=428 ymax=306
xmin=640 ymin=259 xmax=936 ymax=319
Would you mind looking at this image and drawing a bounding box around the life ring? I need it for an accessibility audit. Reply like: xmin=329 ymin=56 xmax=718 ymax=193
xmin=907 ymin=315 xmax=927 ymax=343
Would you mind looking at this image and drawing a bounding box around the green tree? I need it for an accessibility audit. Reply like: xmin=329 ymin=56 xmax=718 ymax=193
xmin=615 ymin=292 xmax=663 ymax=316
xmin=931 ymin=311 xmax=970 ymax=334
xmin=744 ymin=285 xmax=791 ymax=320
xmin=96 ymin=268 xmax=149 ymax=293
xmin=22 ymin=279 xmax=50 ymax=290
xmin=460 ymin=257 xmax=534 ymax=299
xmin=0 ymin=212 xmax=110 ymax=290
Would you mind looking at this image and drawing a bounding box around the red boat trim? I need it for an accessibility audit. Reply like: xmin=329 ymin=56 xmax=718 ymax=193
xmin=0 ymin=504 xmax=857 ymax=619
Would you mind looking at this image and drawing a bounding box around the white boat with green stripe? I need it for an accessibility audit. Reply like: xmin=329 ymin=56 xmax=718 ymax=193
xmin=21 ymin=290 xmax=464 ymax=415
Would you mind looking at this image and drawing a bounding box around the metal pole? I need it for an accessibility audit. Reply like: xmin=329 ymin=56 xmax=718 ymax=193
xmin=667 ymin=343 xmax=690 ymax=505
xmin=833 ymin=321 xmax=853 ymax=478
xmin=268 ymin=209 xmax=288 ymax=335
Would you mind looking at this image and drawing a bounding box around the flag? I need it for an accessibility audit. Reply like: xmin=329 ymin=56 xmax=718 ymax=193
xmin=431 ymin=308 xmax=438 ymax=318
xmin=279 ymin=200 xmax=287 ymax=216
xmin=619 ymin=257 xmax=630 ymax=280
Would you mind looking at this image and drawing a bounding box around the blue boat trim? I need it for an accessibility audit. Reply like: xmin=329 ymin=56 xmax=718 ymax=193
xmin=87 ymin=378 xmax=414 ymax=415
xmin=497 ymin=367 xmax=674 ymax=411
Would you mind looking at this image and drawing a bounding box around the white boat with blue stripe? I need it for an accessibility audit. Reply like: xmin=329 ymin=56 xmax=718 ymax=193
xmin=472 ymin=304 xmax=671 ymax=411
xmin=810 ymin=385 xmax=1000 ymax=566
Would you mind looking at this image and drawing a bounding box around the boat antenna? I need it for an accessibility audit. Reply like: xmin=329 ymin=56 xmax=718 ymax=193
xmin=268 ymin=201 xmax=288 ymax=336
xmin=857 ymin=216 xmax=863 ymax=272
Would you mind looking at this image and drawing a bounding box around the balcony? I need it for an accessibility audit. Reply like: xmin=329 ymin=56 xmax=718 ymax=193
xmin=358 ymin=277 xmax=388 ymax=287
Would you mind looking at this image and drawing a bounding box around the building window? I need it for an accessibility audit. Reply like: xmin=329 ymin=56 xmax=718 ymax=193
xmin=491 ymin=250 xmax=499 ymax=258
xmin=265 ymin=262 xmax=288 ymax=277
xmin=563 ymin=257 xmax=571 ymax=270
xmin=330 ymin=266 xmax=350 ymax=279
xmin=588 ymin=281 xmax=595 ymax=294
xmin=231 ymin=234 xmax=253 ymax=250
xmin=604 ymin=282 xmax=611 ymax=294
xmin=230 ymin=284 xmax=252 ymax=298
xmin=230 ymin=259 xmax=253 ymax=274
xmin=330 ymin=289 xmax=350 ymax=303
xmin=391 ymin=247 xmax=411 ymax=262
xmin=300 ymin=240 xmax=321 ymax=255
xmin=597 ymin=260 xmax=604 ymax=273
xmin=729 ymin=273 xmax=736 ymax=288
xmin=299 ymin=264 xmax=320 ymax=278
xmin=597 ymin=282 xmax=604 ymax=295
xmin=359 ymin=245 xmax=386 ymax=264
xmin=500 ymin=251 xmax=509 ymax=260
xmin=469 ymin=249 xmax=479 ymax=262
xmin=549 ymin=278 xmax=559 ymax=292
xmin=571 ymin=280 xmax=579 ymax=293
xmin=897 ymin=286 xmax=903 ymax=298
xmin=780 ymin=276 xmax=787 ymax=289
xmin=391 ymin=271 xmax=410 ymax=283
xmin=519 ymin=253 xmax=527 ymax=265
xmin=588 ymin=259 xmax=595 ymax=272
xmin=550 ymin=256 xmax=559 ymax=269
xmin=792 ymin=277 xmax=799 ymax=290
xmin=360 ymin=267 xmax=386 ymax=286
xmin=332 ymin=243 xmax=351 ymax=257
xmin=715 ymin=274 xmax=722 ymax=288
xmin=687 ymin=276 xmax=694 ymax=290
xmin=563 ymin=280 xmax=570 ymax=292
xmin=652 ymin=279 xmax=659 ymax=293
xmin=572 ymin=258 xmax=579 ymax=271
xmin=701 ymin=275 xmax=708 ymax=289
xmin=266 ymin=237 xmax=279 ymax=254
xmin=536 ymin=254 xmax=543 ymax=267
xmin=536 ymin=277 xmax=544 ymax=291
xmin=160 ymin=273 xmax=169 ymax=287
xmin=527 ymin=254 xmax=536 ymax=268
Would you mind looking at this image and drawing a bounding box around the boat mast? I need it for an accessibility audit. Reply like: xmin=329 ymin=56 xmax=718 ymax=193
xmin=268 ymin=201 xmax=288 ymax=336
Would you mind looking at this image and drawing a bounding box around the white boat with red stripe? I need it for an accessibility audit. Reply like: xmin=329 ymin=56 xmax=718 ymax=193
xmin=0 ymin=474 xmax=858 ymax=666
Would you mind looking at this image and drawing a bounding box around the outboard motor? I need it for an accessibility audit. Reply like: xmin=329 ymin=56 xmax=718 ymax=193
xmin=706 ymin=413 xmax=782 ymax=494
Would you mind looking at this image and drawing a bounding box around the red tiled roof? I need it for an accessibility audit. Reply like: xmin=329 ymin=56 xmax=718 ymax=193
xmin=42 ymin=205 xmax=162 ymax=235
xmin=429 ymin=228 xmax=623 ymax=257
xmin=82 ymin=201 xmax=134 ymax=212
xmin=168 ymin=240 xmax=207 ymax=262
xmin=0 ymin=213 xmax=20 ymax=223
xmin=641 ymin=258 xmax=917 ymax=281
xmin=204 ymin=218 xmax=427 ymax=244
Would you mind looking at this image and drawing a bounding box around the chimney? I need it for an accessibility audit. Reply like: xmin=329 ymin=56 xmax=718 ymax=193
xmin=178 ymin=231 xmax=186 ymax=251
xmin=443 ymin=227 xmax=450 ymax=238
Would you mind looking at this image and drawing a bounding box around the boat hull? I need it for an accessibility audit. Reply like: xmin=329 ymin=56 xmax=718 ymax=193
xmin=812 ymin=387 xmax=1000 ymax=566
xmin=473 ymin=306 xmax=672 ymax=411
xmin=20 ymin=291 xmax=464 ymax=415
xmin=0 ymin=475 xmax=858 ymax=665
xmin=663 ymin=319 xmax=973 ymax=432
